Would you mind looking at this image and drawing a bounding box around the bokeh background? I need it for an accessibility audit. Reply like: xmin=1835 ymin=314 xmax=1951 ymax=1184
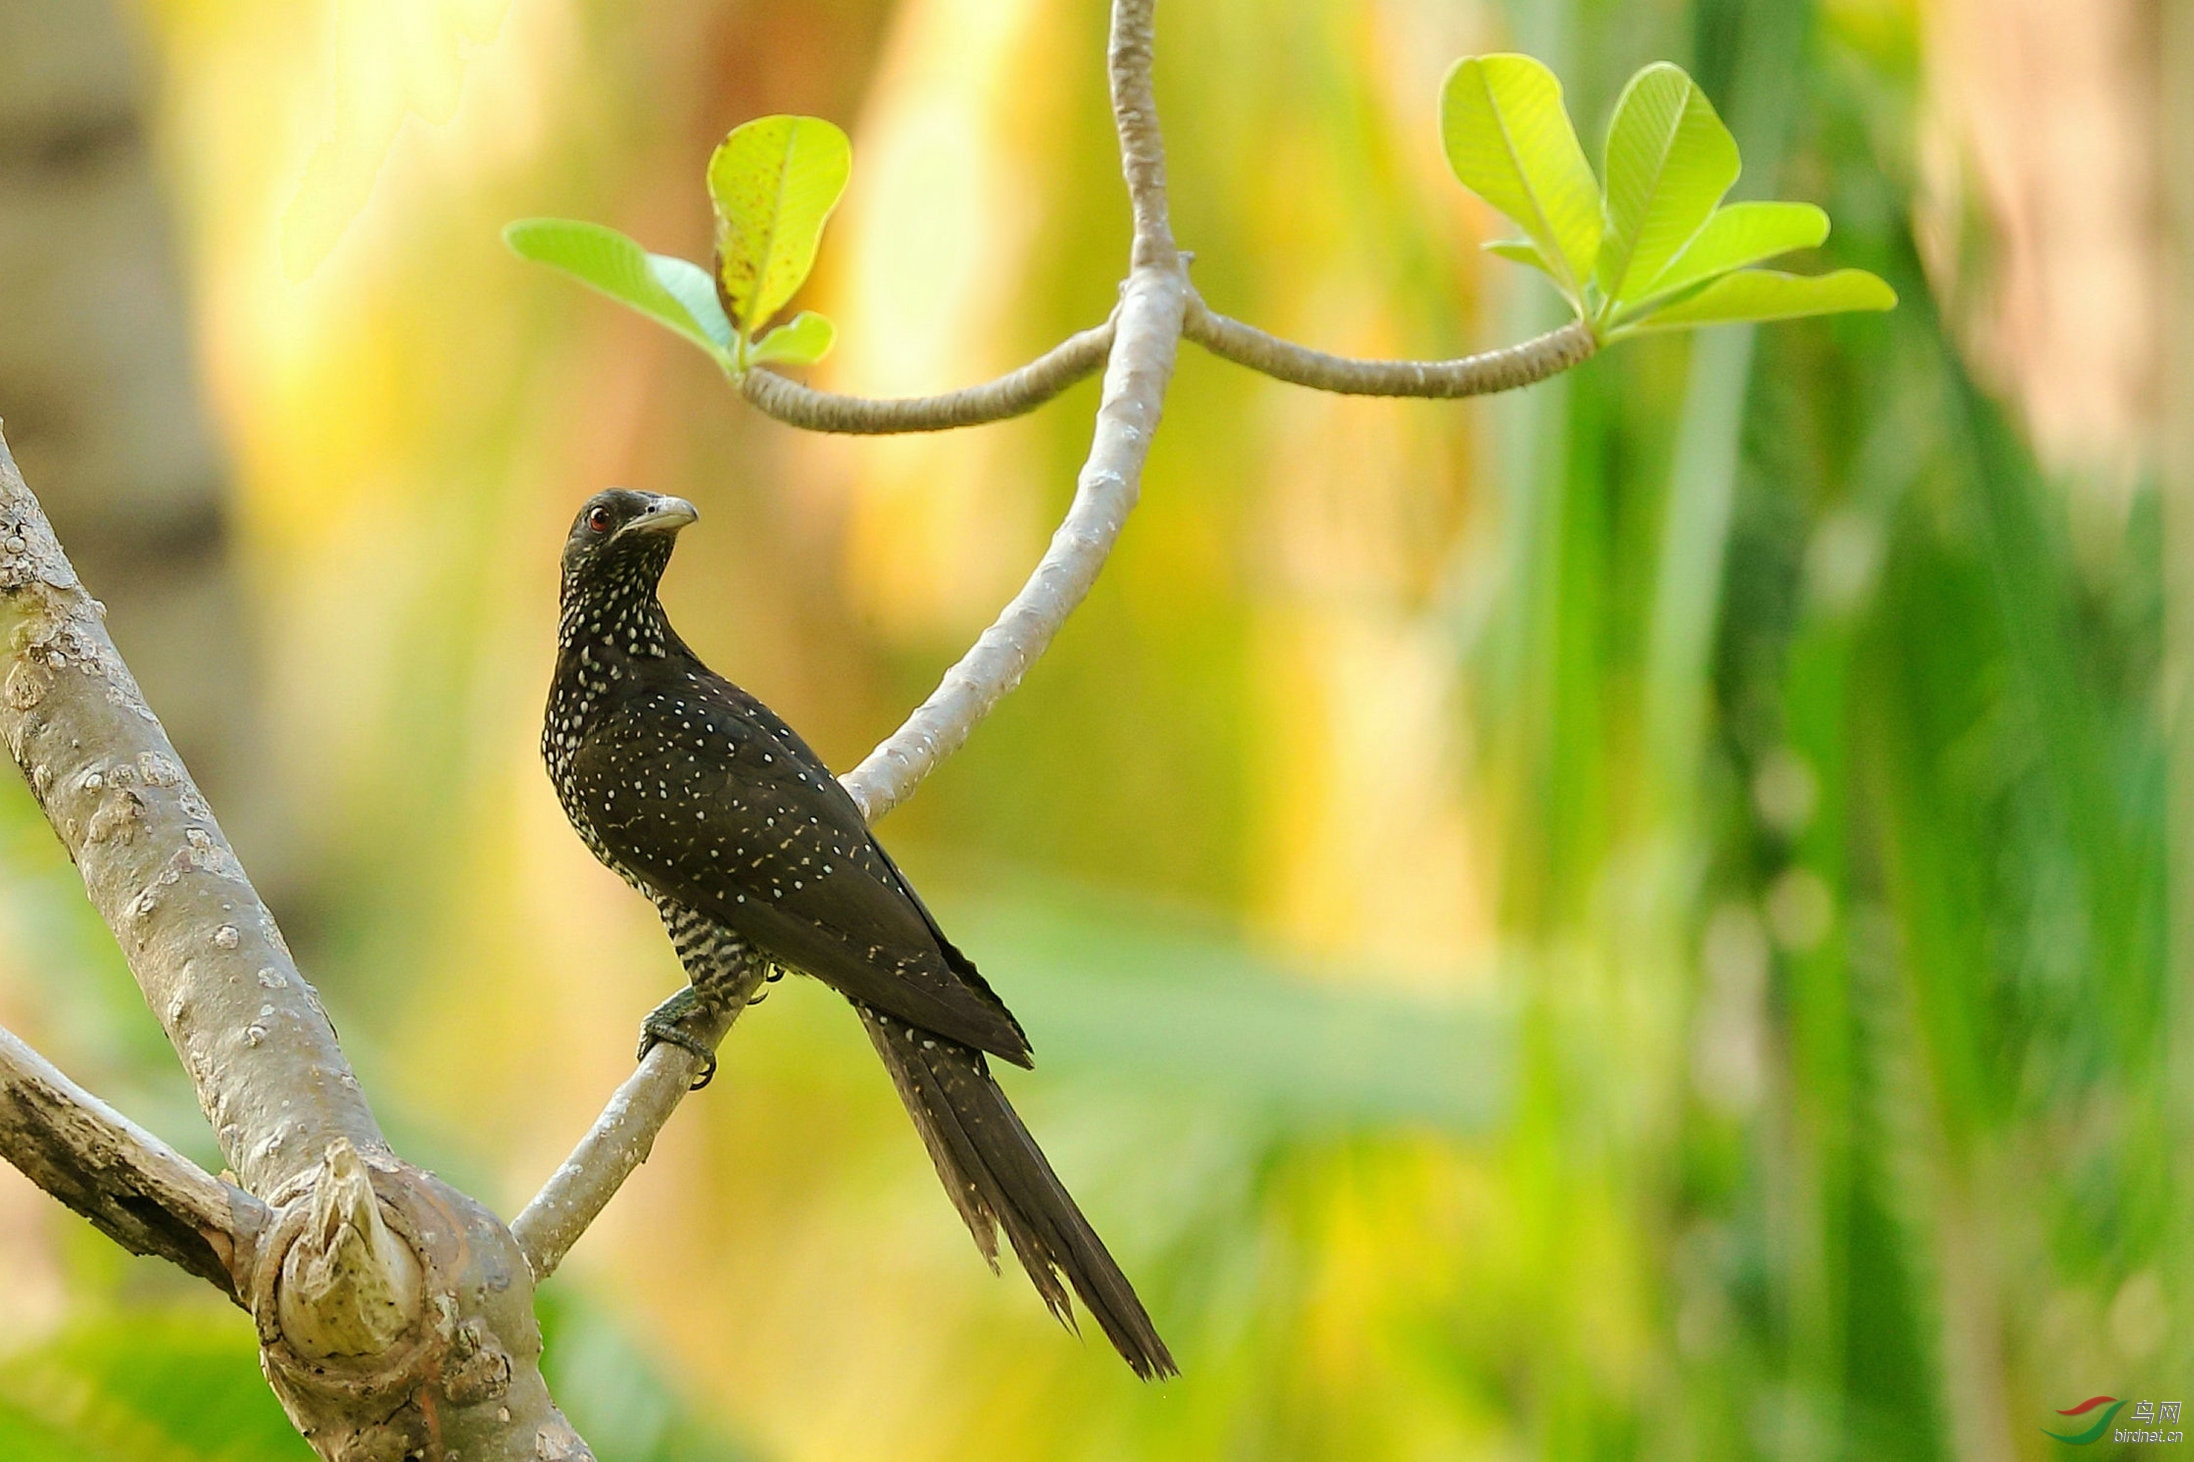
xmin=0 ymin=0 xmax=2189 ymax=1457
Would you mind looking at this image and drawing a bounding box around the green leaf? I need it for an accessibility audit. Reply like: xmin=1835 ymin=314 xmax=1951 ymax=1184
xmin=1613 ymin=267 xmax=1896 ymax=335
xmin=1631 ymin=200 xmax=1829 ymax=305
xmin=1595 ymin=62 xmax=1739 ymax=309
xmin=707 ymin=115 xmax=852 ymax=339
xmin=1483 ymin=238 xmax=1562 ymax=282
xmin=645 ymin=255 xmax=734 ymax=350
xmin=1440 ymin=55 xmax=1601 ymax=307
xmin=749 ymin=310 xmax=836 ymax=366
xmin=504 ymin=219 xmax=731 ymax=363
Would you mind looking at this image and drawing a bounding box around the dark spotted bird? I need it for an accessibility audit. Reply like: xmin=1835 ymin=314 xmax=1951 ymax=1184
xmin=543 ymin=488 xmax=1175 ymax=1380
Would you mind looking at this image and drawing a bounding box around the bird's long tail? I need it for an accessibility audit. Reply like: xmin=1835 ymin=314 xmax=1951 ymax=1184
xmin=857 ymin=1004 xmax=1177 ymax=1380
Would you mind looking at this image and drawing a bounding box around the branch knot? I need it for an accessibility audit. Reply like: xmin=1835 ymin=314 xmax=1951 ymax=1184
xmin=276 ymin=1138 xmax=425 ymax=1360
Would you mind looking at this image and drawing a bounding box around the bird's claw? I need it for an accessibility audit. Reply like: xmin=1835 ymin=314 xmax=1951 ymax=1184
xmin=637 ymin=986 xmax=724 ymax=1090
xmin=637 ymin=1021 xmax=720 ymax=1089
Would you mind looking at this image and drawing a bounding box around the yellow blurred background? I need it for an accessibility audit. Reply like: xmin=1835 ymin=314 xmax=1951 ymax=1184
xmin=0 ymin=0 xmax=2187 ymax=1457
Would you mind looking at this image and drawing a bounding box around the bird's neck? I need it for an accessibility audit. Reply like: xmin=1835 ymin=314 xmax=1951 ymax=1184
xmin=559 ymin=583 xmax=675 ymax=662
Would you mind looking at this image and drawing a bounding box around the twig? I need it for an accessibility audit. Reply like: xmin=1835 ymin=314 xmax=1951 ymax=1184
xmin=739 ymin=319 xmax=1115 ymax=433
xmin=512 ymin=976 xmax=754 ymax=1281
xmin=1183 ymin=294 xmax=1598 ymax=396
xmin=842 ymin=0 xmax=1182 ymax=822
xmin=1109 ymin=0 xmax=1174 ymax=267
xmin=517 ymin=0 xmax=1186 ymax=1257
xmin=0 ymin=1022 xmax=266 ymax=1299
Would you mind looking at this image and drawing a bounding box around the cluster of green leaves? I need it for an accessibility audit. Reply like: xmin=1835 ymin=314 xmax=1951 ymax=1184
xmin=1440 ymin=55 xmax=1893 ymax=337
xmin=505 ymin=56 xmax=1887 ymax=380
xmin=506 ymin=114 xmax=850 ymax=373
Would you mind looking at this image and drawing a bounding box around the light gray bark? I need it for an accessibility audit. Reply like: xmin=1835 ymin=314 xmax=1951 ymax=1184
xmin=0 ymin=431 xmax=589 ymax=1462
xmin=512 ymin=975 xmax=755 ymax=1282
xmin=0 ymin=1021 xmax=264 ymax=1298
xmin=0 ymin=435 xmax=374 ymax=1194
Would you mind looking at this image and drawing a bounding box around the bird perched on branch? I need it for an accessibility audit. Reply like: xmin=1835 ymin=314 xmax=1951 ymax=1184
xmin=542 ymin=488 xmax=1175 ymax=1379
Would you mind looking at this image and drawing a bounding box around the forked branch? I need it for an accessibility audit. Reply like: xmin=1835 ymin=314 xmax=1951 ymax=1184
xmin=519 ymin=0 xmax=1188 ymax=1258
xmin=0 ymin=430 xmax=588 ymax=1461
xmin=522 ymin=0 xmax=1615 ymax=1264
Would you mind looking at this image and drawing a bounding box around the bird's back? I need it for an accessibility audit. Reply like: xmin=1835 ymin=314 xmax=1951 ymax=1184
xmin=552 ymin=641 xmax=1031 ymax=1064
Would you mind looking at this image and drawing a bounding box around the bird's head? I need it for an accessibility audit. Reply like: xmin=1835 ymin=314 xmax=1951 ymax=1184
xmin=559 ymin=488 xmax=698 ymax=609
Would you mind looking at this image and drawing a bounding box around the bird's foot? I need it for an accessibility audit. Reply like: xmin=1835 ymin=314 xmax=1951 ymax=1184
xmin=637 ymin=987 xmax=724 ymax=1091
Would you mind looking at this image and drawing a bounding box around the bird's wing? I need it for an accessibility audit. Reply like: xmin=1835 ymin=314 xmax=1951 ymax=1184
xmin=571 ymin=675 xmax=1031 ymax=1064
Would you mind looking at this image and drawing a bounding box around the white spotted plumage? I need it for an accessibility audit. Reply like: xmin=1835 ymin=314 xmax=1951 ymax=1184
xmin=541 ymin=487 xmax=1175 ymax=1380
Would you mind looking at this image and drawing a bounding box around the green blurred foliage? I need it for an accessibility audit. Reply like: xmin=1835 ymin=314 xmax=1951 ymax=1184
xmin=0 ymin=1310 xmax=308 ymax=1462
xmin=0 ymin=1297 xmax=760 ymax=1462
xmin=0 ymin=0 xmax=2181 ymax=1458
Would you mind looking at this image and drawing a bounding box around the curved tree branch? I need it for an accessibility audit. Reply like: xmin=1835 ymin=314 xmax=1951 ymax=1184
xmin=518 ymin=0 xmax=1187 ymax=1257
xmin=1184 ymin=294 xmax=1598 ymax=396
xmin=739 ymin=318 xmax=1115 ymax=434
xmin=0 ymin=1021 xmax=266 ymax=1299
xmin=841 ymin=0 xmax=1182 ymax=822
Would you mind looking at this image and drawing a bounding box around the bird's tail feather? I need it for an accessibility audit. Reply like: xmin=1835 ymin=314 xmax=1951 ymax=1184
xmin=857 ymin=1004 xmax=1177 ymax=1380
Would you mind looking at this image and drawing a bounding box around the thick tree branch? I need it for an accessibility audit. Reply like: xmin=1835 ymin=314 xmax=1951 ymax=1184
xmin=518 ymin=0 xmax=1186 ymax=1258
xmin=0 ymin=428 xmax=590 ymax=1462
xmin=0 ymin=1021 xmax=265 ymax=1299
xmin=1184 ymin=295 xmax=1598 ymax=396
xmin=0 ymin=433 xmax=383 ymax=1199
xmin=739 ymin=319 xmax=1114 ymax=434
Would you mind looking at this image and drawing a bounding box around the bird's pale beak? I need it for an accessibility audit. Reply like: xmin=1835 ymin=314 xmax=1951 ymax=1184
xmin=619 ymin=496 xmax=699 ymax=537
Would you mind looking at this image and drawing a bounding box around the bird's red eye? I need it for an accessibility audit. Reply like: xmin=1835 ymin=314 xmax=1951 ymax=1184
xmin=586 ymin=506 xmax=613 ymax=533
